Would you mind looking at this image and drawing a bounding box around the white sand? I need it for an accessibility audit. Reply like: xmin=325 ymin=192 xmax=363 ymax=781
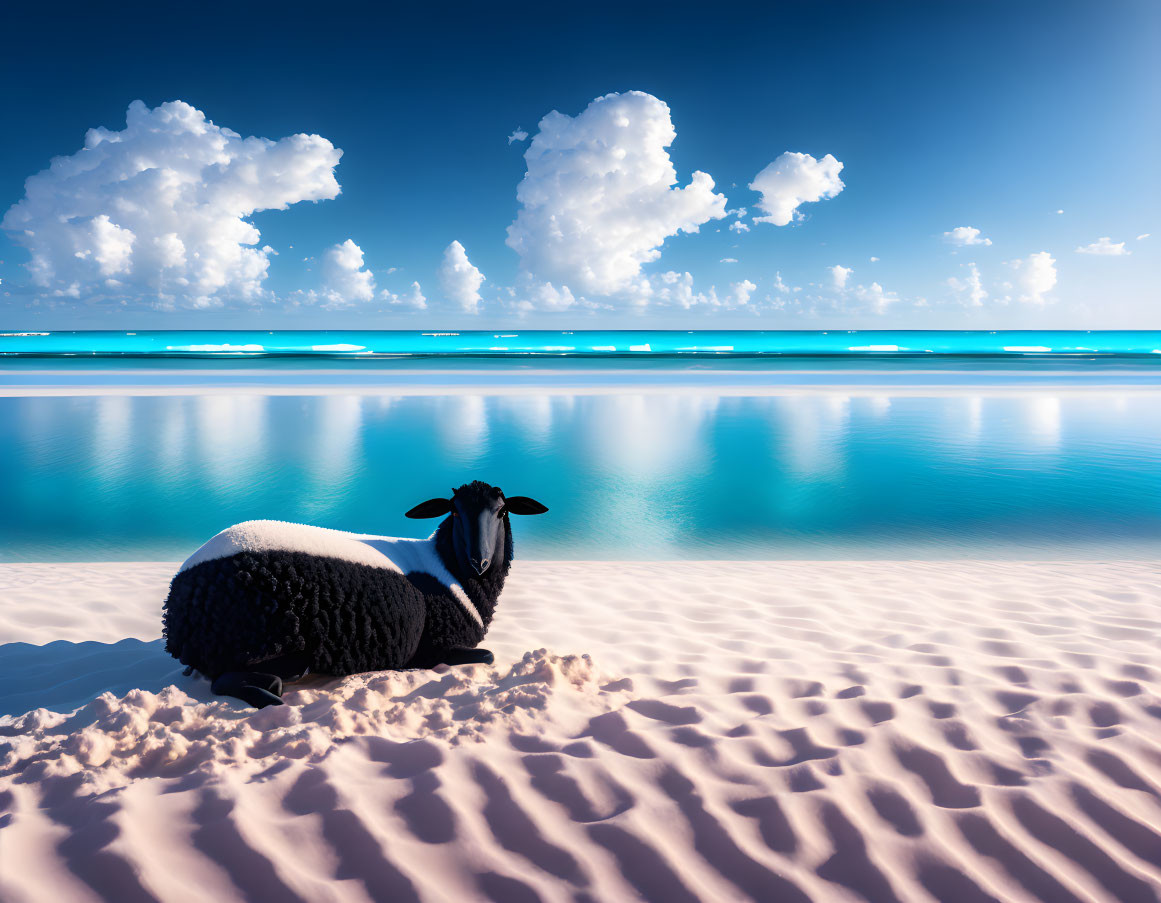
xmin=2 ymin=560 xmax=1160 ymax=902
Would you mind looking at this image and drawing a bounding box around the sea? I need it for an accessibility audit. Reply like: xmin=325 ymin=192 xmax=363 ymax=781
xmin=2 ymin=330 xmax=1160 ymax=562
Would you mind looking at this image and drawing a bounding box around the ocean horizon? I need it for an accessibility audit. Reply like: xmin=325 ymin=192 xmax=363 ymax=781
xmin=3 ymin=328 xmax=1161 ymax=358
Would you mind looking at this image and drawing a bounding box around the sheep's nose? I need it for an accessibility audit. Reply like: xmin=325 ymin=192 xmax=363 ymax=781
xmin=471 ymin=557 xmax=490 ymax=575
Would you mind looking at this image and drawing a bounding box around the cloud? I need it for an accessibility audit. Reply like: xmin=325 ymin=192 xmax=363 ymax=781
xmin=1056 ymin=209 xmax=1064 ymax=214
xmin=438 ymin=240 xmax=486 ymax=313
xmin=1138 ymin=233 xmax=1150 ymax=241
xmin=943 ymin=226 xmax=992 ymax=247
xmin=1011 ymin=251 xmax=1057 ymax=304
xmin=749 ymin=152 xmax=844 ymax=226
xmin=730 ymin=279 xmax=757 ymax=306
xmin=947 ymin=263 xmax=987 ymax=307
xmin=869 ymin=256 xmax=879 ymax=262
xmin=729 ymin=221 xmax=750 ymax=233
xmin=506 ymin=91 xmax=727 ymax=300
xmin=649 ymin=271 xmax=757 ymax=310
xmin=524 ymin=280 xmax=577 ymax=312
xmin=294 ymin=239 xmax=425 ymax=311
xmin=772 ymin=272 xmax=791 ymax=294
xmin=1 ymin=99 xmax=341 ymax=308
xmin=507 ymin=128 xmax=529 ymax=144
xmin=854 ymin=281 xmax=900 ymax=314
xmin=317 ymin=239 xmax=376 ymax=308
xmin=720 ymin=257 xmax=738 ymax=264
xmin=829 ymin=264 xmax=852 ymax=289
xmin=1075 ymin=236 xmax=1129 ymax=256
xmin=381 ymin=281 xmax=427 ymax=310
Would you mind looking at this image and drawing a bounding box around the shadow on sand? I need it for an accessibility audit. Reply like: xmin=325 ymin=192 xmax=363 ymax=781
xmin=0 ymin=638 xmax=207 ymax=716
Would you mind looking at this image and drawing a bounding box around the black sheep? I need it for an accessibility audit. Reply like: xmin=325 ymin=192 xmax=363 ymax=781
xmin=162 ymin=481 xmax=547 ymax=707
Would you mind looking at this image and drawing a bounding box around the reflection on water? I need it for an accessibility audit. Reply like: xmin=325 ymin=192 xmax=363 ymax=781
xmin=2 ymin=392 xmax=1161 ymax=561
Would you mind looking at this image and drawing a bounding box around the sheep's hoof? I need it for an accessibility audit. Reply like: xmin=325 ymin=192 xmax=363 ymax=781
xmin=211 ymin=671 xmax=286 ymax=709
xmin=444 ymin=647 xmax=494 ymax=666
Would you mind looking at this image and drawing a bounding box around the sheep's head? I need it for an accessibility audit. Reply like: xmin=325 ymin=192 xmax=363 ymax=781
xmin=405 ymin=481 xmax=547 ymax=576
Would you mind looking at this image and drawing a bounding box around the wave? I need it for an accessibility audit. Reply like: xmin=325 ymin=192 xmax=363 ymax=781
xmin=3 ymin=330 xmax=1161 ymax=358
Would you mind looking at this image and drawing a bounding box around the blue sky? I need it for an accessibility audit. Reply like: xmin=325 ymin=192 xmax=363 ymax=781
xmin=1 ymin=0 xmax=1157 ymax=329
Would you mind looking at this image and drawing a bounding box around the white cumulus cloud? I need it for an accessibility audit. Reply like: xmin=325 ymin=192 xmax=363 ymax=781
xmin=649 ymin=271 xmax=757 ymax=310
xmin=829 ymin=265 xmax=852 ymax=289
xmin=854 ymin=282 xmax=900 ymax=314
xmin=318 ymin=239 xmax=376 ymax=308
xmin=1 ymin=99 xmax=342 ymax=308
xmin=1075 ymin=236 xmax=1129 ymax=256
xmin=947 ymin=263 xmax=988 ymax=307
xmin=438 ymin=240 xmax=486 ymax=313
xmin=505 ymin=90 xmax=727 ymax=301
xmin=749 ymin=152 xmax=844 ymax=226
xmin=730 ymin=279 xmax=758 ymax=307
xmin=507 ymin=128 xmax=529 ymax=144
xmin=381 ymin=281 xmax=427 ymax=310
xmin=729 ymin=220 xmax=750 ymax=233
xmin=943 ymin=226 xmax=992 ymax=247
xmin=1011 ymin=251 xmax=1057 ymax=304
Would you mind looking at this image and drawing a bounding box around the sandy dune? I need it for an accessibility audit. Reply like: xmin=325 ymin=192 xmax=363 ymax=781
xmin=1 ymin=560 xmax=1160 ymax=902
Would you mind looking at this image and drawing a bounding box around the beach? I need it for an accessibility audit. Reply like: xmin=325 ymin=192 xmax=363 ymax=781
xmin=3 ymin=559 xmax=1160 ymax=902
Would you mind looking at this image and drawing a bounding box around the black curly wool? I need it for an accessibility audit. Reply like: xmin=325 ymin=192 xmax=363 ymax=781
xmin=162 ymin=514 xmax=513 ymax=679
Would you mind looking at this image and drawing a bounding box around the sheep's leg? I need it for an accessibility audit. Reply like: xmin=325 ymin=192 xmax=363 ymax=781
xmin=249 ymin=650 xmax=311 ymax=682
xmin=211 ymin=671 xmax=285 ymax=708
xmin=438 ymin=647 xmax=495 ymax=666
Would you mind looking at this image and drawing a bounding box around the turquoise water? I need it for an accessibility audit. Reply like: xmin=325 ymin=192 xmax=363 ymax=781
xmin=3 ymin=391 xmax=1160 ymax=561
xmin=4 ymin=329 xmax=1161 ymax=357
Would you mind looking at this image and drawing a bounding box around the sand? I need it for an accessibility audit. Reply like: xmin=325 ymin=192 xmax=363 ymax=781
xmin=1 ymin=559 xmax=1160 ymax=902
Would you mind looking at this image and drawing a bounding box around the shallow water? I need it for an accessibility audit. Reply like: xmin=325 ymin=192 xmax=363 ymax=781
xmin=3 ymin=328 xmax=1161 ymax=357
xmin=3 ymin=391 xmax=1160 ymax=561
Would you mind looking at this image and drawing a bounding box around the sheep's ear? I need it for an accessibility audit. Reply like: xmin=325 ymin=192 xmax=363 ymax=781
xmin=405 ymin=498 xmax=453 ymax=519
xmin=504 ymin=496 xmax=548 ymax=515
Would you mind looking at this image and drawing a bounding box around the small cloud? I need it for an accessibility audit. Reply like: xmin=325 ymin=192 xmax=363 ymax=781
xmin=829 ymin=264 xmax=852 ymax=289
xmin=318 ymin=239 xmax=376 ymax=308
xmin=438 ymin=240 xmax=486 ymax=313
xmin=1009 ymin=251 xmax=1057 ymax=304
xmin=854 ymin=281 xmax=899 ymax=314
xmin=1075 ymin=236 xmax=1129 ymax=256
xmin=943 ymin=226 xmax=992 ymax=247
xmin=1056 ymin=209 xmax=1064 ymax=215
xmin=381 ymin=281 xmax=427 ymax=310
xmin=729 ymin=221 xmax=750 ymax=233
xmin=507 ymin=128 xmax=529 ymax=144
xmin=1136 ymin=233 xmax=1150 ymax=241
xmin=720 ymin=257 xmax=738 ymax=263
xmin=869 ymin=256 xmax=879 ymax=262
xmin=947 ymin=262 xmax=988 ymax=307
xmin=730 ymin=279 xmax=757 ymax=306
xmin=749 ymin=151 xmax=844 ymax=226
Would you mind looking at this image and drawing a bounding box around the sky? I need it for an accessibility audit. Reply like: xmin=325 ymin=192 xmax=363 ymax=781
xmin=1 ymin=0 xmax=1157 ymax=330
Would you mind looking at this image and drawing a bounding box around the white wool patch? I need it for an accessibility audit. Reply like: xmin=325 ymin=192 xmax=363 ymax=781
xmin=177 ymin=520 xmax=481 ymax=627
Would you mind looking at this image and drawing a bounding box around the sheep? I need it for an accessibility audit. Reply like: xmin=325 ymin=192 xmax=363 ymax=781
xmin=162 ymin=480 xmax=547 ymax=708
